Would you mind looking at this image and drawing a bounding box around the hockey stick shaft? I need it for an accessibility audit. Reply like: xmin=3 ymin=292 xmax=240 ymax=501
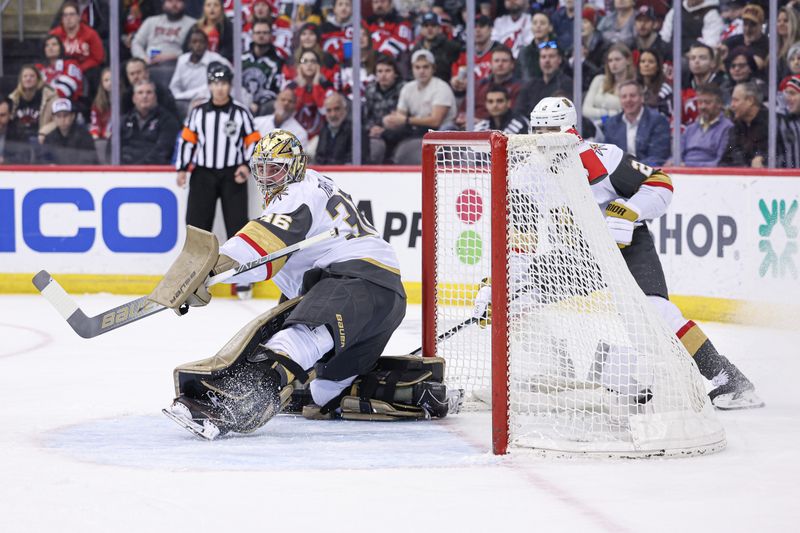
xmin=32 ymin=228 xmax=339 ymax=338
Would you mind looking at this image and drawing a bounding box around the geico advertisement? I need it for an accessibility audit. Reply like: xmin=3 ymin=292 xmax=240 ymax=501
xmin=0 ymin=170 xmax=425 ymax=280
xmin=0 ymin=171 xmax=185 ymax=274
xmin=652 ymin=174 xmax=799 ymax=304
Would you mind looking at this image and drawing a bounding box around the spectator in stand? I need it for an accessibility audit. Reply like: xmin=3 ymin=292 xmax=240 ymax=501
xmin=719 ymin=0 xmax=745 ymax=41
xmin=632 ymin=5 xmax=672 ymax=62
xmin=120 ymin=80 xmax=181 ymax=165
xmin=413 ymin=13 xmax=462 ymax=83
xmin=320 ymin=0 xmax=353 ymax=62
xmin=719 ymin=81 xmax=768 ymax=167
xmin=315 ymin=93 xmax=365 ymax=164
xmin=366 ymin=55 xmax=405 ymax=164
xmin=253 ymin=88 xmax=309 ymax=147
xmin=333 ymin=24 xmax=379 ymax=99
xmin=41 ymin=98 xmax=96 ymax=165
xmin=122 ymin=0 xmax=162 ymax=61
xmin=0 ymin=96 xmax=12 ymax=164
xmin=517 ymin=12 xmax=556 ymax=81
xmin=789 ymin=43 xmax=800 ymax=78
xmin=459 ymin=46 xmax=521 ymax=125
xmin=778 ymin=75 xmax=800 ymax=168
xmin=132 ymin=0 xmax=197 ymax=72
xmin=778 ymin=6 xmax=800 ymax=80
xmin=450 ymin=15 xmax=501 ymax=96
xmin=492 ymin=0 xmax=533 ymax=58
xmin=185 ymin=0 xmax=234 ymax=62
xmin=7 ymin=66 xmax=57 ymax=163
xmin=682 ymin=42 xmax=729 ymax=124
xmin=551 ymin=0 xmax=576 ymax=51
xmin=367 ymin=0 xmax=413 ymax=59
xmin=90 ymin=67 xmax=112 ymax=141
xmin=287 ymin=23 xmax=339 ymax=85
xmin=596 ymin=0 xmax=636 ymax=48
xmin=171 ymin=28 xmax=231 ymax=117
xmin=660 ymin=0 xmax=725 ymax=52
xmin=36 ymin=35 xmax=83 ymax=105
xmin=724 ymin=47 xmax=766 ymax=103
xmin=515 ymin=42 xmax=573 ymax=116
xmin=638 ymin=49 xmax=673 ymax=119
xmin=289 ymin=49 xmax=336 ymax=143
xmin=475 ymin=85 xmax=530 ymax=134
xmin=575 ymin=6 xmax=606 ymax=93
xmin=49 ymin=1 xmax=104 ymax=94
xmin=382 ymin=49 xmax=456 ymax=163
xmin=681 ymin=83 xmax=734 ymax=167
xmin=719 ymin=4 xmax=767 ymax=73
xmin=583 ymin=43 xmax=634 ymax=122
xmin=242 ymin=20 xmax=285 ymax=117
xmin=602 ymin=80 xmax=670 ymax=167
xmin=51 ymin=0 xmax=109 ymax=41
xmin=122 ymin=58 xmax=180 ymax=119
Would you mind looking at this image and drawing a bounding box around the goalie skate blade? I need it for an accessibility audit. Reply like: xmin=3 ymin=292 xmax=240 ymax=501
xmin=162 ymin=408 xmax=221 ymax=441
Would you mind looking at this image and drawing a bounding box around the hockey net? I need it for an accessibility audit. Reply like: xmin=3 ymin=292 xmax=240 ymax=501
xmin=421 ymin=131 xmax=725 ymax=457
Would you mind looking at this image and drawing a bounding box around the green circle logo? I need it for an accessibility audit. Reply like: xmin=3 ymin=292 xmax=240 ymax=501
xmin=456 ymin=230 xmax=483 ymax=265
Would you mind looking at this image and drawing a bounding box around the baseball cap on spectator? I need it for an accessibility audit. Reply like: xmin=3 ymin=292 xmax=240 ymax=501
xmin=582 ymin=6 xmax=598 ymax=27
xmin=476 ymin=14 xmax=492 ymax=26
xmin=741 ymin=4 xmax=765 ymax=25
xmin=421 ymin=12 xmax=439 ymax=26
xmin=635 ymin=6 xmax=657 ymax=20
xmin=780 ymin=74 xmax=800 ymax=93
xmin=51 ymin=98 xmax=72 ymax=114
xmin=411 ymin=48 xmax=435 ymax=65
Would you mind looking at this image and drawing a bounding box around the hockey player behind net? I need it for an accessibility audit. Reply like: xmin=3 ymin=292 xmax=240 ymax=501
xmin=474 ymin=97 xmax=763 ymax=410
xmin=161 ymin=130 xmax=452 ymax=440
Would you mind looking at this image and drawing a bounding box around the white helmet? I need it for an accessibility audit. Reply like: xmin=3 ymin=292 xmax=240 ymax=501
xmin=529 ymin=97 xmax=577 ymax=133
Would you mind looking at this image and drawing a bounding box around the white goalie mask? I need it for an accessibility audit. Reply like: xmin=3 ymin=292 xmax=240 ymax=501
xmin=529 ymin=97 xmax=578 ymax=133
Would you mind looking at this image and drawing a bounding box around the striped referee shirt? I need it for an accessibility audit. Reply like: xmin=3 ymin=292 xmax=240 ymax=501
xmin=175 ymin=98 xmax=261 ymax=171
xmin=777 ymin=112 xmax=800 ymax=168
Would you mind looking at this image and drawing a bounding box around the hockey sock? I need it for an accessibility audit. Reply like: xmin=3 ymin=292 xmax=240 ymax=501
xmin=676 ymin=320 xmax=751 ymax=387
xmin=263 ymin=324 xmax=334 ymax=372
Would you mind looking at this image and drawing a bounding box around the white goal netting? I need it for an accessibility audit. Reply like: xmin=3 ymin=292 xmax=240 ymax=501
xmin=425 ymin=132 xmax=725 ymax=457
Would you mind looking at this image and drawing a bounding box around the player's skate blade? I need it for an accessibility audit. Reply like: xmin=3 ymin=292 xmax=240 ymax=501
xmin=162 ymin=401 xmax=221 ymax=441
xmin=712 ymin=389 xmax=765 ymax=410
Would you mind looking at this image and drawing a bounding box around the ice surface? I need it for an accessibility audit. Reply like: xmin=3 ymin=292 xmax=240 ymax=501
xmin=1 ymin=294 xmax=798 ymax=532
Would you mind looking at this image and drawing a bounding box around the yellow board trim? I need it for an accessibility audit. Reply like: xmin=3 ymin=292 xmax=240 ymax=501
xmin=3 ymin=273 xmax=798 ymax=328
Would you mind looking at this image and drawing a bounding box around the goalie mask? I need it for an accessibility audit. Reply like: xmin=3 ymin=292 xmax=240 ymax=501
xmin=529 ymin=97 xmax=577 ymax=133
xmin=250 ymin=130 xmax=308 ymax=199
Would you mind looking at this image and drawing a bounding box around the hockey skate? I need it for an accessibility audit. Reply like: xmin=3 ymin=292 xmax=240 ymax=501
xmin=708 ymin=371 xmax=765 ymax=410
xmin=163 ymin=364 xmax=284 ymax=440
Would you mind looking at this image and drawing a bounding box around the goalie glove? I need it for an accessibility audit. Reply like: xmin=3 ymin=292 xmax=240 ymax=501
xmin=604 ymin=200 xmax=639 ymax=248
xmin=181 ymin=255 xmax=238 ymax=311
xmin=472 ymin=277 xmax=492 ymax=328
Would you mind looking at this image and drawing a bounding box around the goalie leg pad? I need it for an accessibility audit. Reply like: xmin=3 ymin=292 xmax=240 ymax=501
xmin=302 ymin=355 xmax=452 ymax=421
xmin=148 ymin=226 xmax=219 ymax=310
xmin=168 ymin=297 xmax=308 ymax=436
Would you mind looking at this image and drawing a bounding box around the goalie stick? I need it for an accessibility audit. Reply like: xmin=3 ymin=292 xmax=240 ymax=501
xmin=32 ymin=228 xmax=339 ymax=339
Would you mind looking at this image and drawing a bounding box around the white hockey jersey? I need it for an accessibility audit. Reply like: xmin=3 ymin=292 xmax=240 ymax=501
xmin=491 ymin=14 xmax=533 ymax=58
xmin=220 ymin=169 xmax=402 ymax=298
xmin=571 ymin=130 xmax=674 ymax=222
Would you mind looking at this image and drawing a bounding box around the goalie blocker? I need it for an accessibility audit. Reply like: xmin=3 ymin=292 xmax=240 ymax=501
xmin=166 ymin=291 xmax=452 ymax=440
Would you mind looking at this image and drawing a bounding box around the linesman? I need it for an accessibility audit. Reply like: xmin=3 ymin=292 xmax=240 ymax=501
xmin=176 ymin=61 xmax=260 ymax=296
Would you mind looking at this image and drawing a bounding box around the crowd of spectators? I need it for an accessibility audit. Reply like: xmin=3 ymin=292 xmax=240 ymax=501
xmin=1 ymin=0 xmax=799 ymax=168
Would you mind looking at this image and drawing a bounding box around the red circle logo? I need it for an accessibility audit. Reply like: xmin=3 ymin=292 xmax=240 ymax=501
xmin=455 ymin=189 xmax=483 ymax=224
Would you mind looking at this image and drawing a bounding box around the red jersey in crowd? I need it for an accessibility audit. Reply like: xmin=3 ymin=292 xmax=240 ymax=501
xmin=36 ymin=59 xmax=83 ymax=101
xmin=450 ymin=45 xmax=498 ymax=83
xmin=321 ymin=22 xmax=353 ymax=62
xmin=366 ymin=11 xmax=412 ymax=58
xmin=50 ymin=23 xmax=105 ymax=73
xmin=290 ymin=80 xmax=335 ymax=139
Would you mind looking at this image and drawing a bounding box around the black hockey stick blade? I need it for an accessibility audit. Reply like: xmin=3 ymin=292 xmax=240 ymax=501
xmin=32 ymin=270 xmax=167 ymax=338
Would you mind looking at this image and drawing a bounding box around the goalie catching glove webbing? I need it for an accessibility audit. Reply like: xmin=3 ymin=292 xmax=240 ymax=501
xmin=604 ymin=200 xmax=639 ymax=248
